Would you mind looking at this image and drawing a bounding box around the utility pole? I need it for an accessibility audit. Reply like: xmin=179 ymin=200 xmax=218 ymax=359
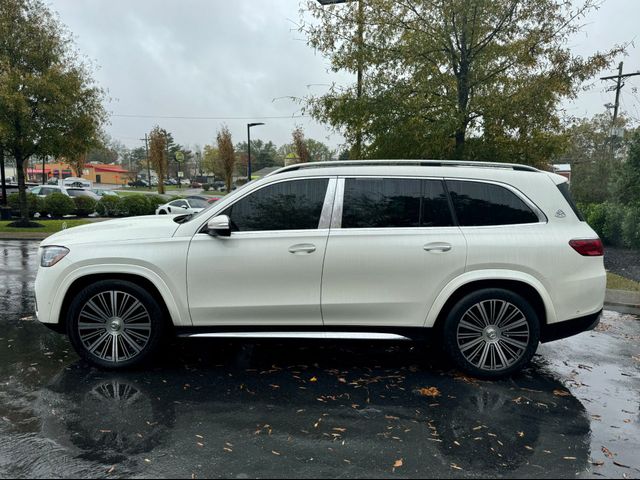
xmin=601 ymin=62 xmax=640 ymax=157
xmin=601 ymin=61 xmax=640 ymax=126
xmin=317 ymin=0 xmax=364 ymax=159
xmin=140 ymin=134 xmax=151 ymax=190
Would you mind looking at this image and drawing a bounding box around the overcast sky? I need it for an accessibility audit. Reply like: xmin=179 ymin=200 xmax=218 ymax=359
xmin=49 ymin=0 xmax=640 ymax=153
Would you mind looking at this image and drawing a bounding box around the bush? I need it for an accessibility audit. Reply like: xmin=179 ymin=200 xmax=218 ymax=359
xmin=121 ymin=194 xmax=151 ymax=217
xmin=584 ymin=203 xmax=606 ymax=240
xmin=45 ymin=192 xmax=75 ymax=218
xmin=73 ymin=196 xmax=97 ymax=216
xmin=96 ymin=195 xmax=124 ymax=217
xmin=602 ymin=203 xmax=625 ymax=247
xmin=146 ymin=194 xmax=166 ymax=214
xmin=622 ymin=205 xmax=640 ymax=249
xmin=203 ymin=183 xmax=211 ymax=191
xmin=8 ymin=192 xmax=44 ymax=217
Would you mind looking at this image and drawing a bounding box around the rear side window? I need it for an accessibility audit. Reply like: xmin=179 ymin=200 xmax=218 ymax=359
xmin=446 ymin=180 xmax=539 ymax=226
xmin=557 ymin=182 xmax=585 ymax=221
xmin=224 ymin=178 xmax=329 ymax=231
xmin=342 ymin=178 xmax=453 ymax=228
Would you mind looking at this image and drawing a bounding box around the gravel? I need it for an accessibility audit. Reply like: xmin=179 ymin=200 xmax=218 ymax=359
xmin=604 ymin=246 xmax=640 ymax=283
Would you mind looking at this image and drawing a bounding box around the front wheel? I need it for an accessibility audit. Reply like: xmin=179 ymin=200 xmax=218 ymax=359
xmin=67 ymin=280 xmax=167 ymax=369
xmin=442 ymin=288 xmax=540 ymax=379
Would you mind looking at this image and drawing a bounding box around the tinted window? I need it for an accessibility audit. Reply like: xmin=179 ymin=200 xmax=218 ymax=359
xmin=342 ymin=178 xmax=453 ymax=228
xmin=172 ymin=200 xmax=189 ymax=208
xmin=223 ymin=178 xmax=329 ymax=231
xmin=446 ymin=180 xmax=539 ymax=226
xmin=557 ymin=182 xmax=584 ymax=221
xmin=188 ymin=198 xmax=209 ymax=209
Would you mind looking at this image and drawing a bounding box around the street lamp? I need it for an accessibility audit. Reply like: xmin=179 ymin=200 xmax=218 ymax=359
xmin=247 ymin=122 xmax=265 ymax=180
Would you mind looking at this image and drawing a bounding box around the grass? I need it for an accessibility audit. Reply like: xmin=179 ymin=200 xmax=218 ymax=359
xmin=0 ymin=219 xmax=90 ymax=233
xmin=607 ymin=272 xmax=640 ymax=292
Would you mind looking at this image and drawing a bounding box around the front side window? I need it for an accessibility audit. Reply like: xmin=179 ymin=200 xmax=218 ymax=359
xmin=172 ymin=200 xmax=189 ymax=208
xmin=446 ymin=180 xmax=539 ymax=226
xmin=223 ymin=178 xmax=329 ymax=232
xmin=342 ymin=178 xmax=453 ymax=228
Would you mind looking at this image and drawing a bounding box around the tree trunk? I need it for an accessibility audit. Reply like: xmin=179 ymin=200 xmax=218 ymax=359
xmin=225 ymin=173 xmax=232 ymax=194
xmin=0 ymin=148 xmax=7 ymax=207
xmin=16 ymin=156 xmax=30 ymax=225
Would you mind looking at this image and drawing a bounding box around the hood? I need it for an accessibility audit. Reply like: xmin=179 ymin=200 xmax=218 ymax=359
xmin=42 ymin=216 xmax=181 ymax=247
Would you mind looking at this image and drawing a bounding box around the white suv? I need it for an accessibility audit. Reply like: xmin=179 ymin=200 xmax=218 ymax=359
xmin=34 ymin=161 xmax=606 ymax=378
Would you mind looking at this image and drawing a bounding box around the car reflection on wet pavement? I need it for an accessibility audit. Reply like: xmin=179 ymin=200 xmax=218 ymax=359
xmin=0 ymin=241 xmax=638 ymax=478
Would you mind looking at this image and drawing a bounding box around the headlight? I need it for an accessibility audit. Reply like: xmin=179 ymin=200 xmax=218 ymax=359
xmin=40 ymin=246 xmax=70 ymax=267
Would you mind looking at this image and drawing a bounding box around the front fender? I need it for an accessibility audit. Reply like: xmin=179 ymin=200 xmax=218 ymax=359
xmin=423 ymin=270 xmax=557 ymax=328
xmin=47 ymin=263 xmax=189 ymax=327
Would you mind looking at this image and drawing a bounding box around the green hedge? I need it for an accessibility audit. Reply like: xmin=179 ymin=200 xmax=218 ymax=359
xmin=96 ymin=195 xmax=124 ymax=217
xmin=73 ymin=196 xmax=97 ymax=216
xmin=45 ymin=192 xmax=76 ymax=218
xmin=579 ymin=202 xmax=640 ymax=248
xmin=7 ymin=193 xmax=44 ymax=217
xmin=121 ymin=195 xmax=152 ymax=216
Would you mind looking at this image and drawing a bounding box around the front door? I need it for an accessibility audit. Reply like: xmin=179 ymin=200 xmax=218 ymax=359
xmin=322 ymin=177 xmax=467 ymax=327
xmin=187 ymin=177 xmax=335 ymax=327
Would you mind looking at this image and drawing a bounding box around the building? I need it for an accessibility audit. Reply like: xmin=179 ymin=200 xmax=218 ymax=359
xmin=552 ymin=164 xmax=571 ymax=183
xmin=27 ymin=162 xmax=134 ymax=186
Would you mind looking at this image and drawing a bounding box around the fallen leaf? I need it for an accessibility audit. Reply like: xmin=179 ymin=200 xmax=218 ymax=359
xmin=613 ymin=461 xmax=630 ymax=468
xmin=418 ymin=387 xmax=441 ymax=398
xmin=393 ymin=459 xmax=403 ymax=468
xmin=602 ymin=446 xmax=614 ymax=458
xmin=310 ymin=377 xmax=318 ymax=383
xmin=553 ymin=389 xmax=571 ymax=397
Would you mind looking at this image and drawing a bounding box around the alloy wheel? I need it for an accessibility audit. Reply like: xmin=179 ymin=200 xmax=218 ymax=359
xmin=456 ymin=299 xmax=531 ymax=372
xmin=77 ymin=291 xmax=152 ymax=364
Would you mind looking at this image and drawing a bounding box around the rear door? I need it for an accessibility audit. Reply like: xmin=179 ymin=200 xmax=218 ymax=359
xmin=321 ymin=177 xmax=467 ymax=327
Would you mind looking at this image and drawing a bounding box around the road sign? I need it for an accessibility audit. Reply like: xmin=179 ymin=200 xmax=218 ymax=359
xmin=178 ymin=171 xmax=184 ymax=178
xmin=175 ymin=151 xmax=185 ymax=163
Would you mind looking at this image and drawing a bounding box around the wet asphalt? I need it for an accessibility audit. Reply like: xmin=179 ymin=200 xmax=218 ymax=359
xmin=0 ymin=240 xmax=639 ymax=479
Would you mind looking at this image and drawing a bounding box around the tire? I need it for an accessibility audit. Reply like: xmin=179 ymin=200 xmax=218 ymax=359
xmin=66 ymin=280 xmax=167 ymax=369
xmin=158 ymin=210 xmax=167 ymax=215
xmin=442 ymin=288 xmax=540 ymax=379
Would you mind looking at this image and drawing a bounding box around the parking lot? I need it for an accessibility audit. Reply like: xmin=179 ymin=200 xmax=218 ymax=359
xmin=0 ymin=240 xmax=638 ymax=478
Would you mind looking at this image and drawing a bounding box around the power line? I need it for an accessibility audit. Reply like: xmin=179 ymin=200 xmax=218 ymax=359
xmin=110 ymin=113 xmax=308 ymax=120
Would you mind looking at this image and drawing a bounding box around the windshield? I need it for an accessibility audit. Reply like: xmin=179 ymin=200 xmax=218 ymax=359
xmin=188 ymin=198 xmax=209 ymax=209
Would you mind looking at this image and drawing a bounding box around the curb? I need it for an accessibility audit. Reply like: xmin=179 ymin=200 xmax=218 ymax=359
xmin=605 ymin=289 xmax=640 ymax=309
xmin=0 ymin=233 xmax=49 ymax=241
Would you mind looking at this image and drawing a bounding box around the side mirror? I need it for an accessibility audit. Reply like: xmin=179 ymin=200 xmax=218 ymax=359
xmin=207 ymin=215 xmax=231 ymax=237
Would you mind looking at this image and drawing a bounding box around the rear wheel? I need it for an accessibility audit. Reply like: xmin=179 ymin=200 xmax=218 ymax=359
xmin=442 ymin=288 xmax=540 ymax=379
xmin=67 ymin=280 xmax=167 ymax=369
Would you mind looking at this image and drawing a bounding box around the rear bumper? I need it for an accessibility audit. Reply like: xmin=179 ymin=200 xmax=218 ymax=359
xmin=541 ymin=309 xmax=602 ymax=343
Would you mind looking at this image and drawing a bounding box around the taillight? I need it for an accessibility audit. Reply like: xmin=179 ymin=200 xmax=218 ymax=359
xmin=569 ymin=239 xmax=604 ymax=256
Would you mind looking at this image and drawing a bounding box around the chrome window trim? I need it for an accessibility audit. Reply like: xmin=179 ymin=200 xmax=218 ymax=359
xmin=331 ymin=178 xmax=346 ymax=229
xmin=318 ymin=178 xmax=338 ymax=230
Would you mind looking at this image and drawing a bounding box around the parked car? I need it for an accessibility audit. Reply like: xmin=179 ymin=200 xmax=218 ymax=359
xmin=34 ymin=160 xmax=605 ymax=377
xmin=155 ymin=197 xmax=209 ymax=215
xmin=128 ymin=179 xmax=149 ymax=188
xmin=67 ymin=188 xmax=101 ymax=201
xmin=92 ymin=189 xmax=119 ymax=197
xmin=29 ymin=185 xmax=70 ymax=197
xmin=191 ymin=181 xmax=203 ymax=189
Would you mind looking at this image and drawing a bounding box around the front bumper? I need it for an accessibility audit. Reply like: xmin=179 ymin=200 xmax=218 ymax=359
xmin=540 ymin=309 xmax=602 ymax=343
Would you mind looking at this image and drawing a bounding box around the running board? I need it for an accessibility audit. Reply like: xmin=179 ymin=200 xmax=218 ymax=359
xmin=178 ymin=331 xmax=412 ymax=341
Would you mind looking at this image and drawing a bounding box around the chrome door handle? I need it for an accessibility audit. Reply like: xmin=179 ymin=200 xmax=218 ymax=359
xmin=288 ymin=243 xmax=316 ymax=254
xmin=424 ymin=242 xmax=452 ymax=252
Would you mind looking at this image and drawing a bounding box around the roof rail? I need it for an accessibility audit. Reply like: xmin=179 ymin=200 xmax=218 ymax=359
xmin=267 ymin=160 xmax=540 ymax=176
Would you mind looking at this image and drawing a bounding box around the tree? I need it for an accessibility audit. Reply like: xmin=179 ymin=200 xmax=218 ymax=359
xmin=302 ymin=0 xmax=623 ymax=166
xmin=306 ymin=138 xmax=332 ymax=162
xmin=613 ymin=131 xmax=640 ymax=206
xmin=0 ymin=0 xmax=106 ymax=226
xmin=149 ymin=126 xmax=167 ymax=194
xmin=235 ymin=139 xmax=279 ymax=173
xmin=216 ymin=126 xmax=235 ymax=192
xmin=560 ymin=114 xmax=635 ymax=204
xmin=292 ymin=127 xmax=310 ymax=164
xmin=67 ymin=152 xmax=88 ymax=178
